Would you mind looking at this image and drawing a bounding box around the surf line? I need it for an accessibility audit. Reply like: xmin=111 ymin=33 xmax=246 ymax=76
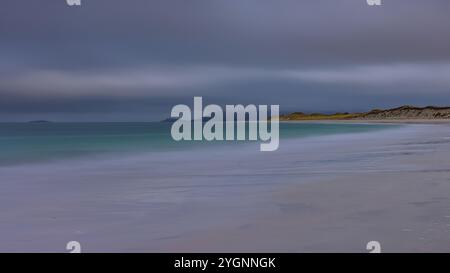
xmin=170 ymin=97 xmax=279 ymax=151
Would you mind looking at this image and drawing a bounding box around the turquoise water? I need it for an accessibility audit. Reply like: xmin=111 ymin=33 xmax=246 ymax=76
xmin=0 ymin=122 xmax=395 ymax=166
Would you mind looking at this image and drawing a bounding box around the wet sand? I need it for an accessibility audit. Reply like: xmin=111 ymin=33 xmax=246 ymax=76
xmin=1 ymin=124 xmax=450 ymax=252
xmin=163 ymin=124 xmax=450 ymax=252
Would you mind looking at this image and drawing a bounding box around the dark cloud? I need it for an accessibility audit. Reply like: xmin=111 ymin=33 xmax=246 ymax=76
xmin=1 ymin=0 xmax=450 ymax=121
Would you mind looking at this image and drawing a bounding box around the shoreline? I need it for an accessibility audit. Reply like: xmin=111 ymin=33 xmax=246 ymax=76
xmin=2 ymin=124 xmax=450 ymax=252
xmin=161 ymin=124 xmax=450 ymax=252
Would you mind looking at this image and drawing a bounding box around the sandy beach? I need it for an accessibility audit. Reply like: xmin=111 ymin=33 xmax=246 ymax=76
xmin=1 ymin=123 xmax=450 ymax=252
xmin=163 ymin=123 xmax=450 ymax=252
xmin=283 ymin=119 xmax=450 ymax=124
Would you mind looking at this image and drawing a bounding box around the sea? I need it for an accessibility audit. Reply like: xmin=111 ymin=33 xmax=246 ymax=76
xmin=0 ymin=122 xmax=394 ymax=166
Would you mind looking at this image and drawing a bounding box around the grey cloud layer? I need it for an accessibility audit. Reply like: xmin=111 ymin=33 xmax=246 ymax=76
xmin=4 ymin=63 xmax=450 ymax=97
xmin=1 ymin=0 xmax=450 ymax=120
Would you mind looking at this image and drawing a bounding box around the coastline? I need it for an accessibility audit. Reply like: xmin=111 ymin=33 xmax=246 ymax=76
xmin=280 ymin=119 xmax=450 ymax=124
xmin=162 ymin=123 xmax=450 ymax=252
xmin=2 ymin=123 xmax=450 ymax=252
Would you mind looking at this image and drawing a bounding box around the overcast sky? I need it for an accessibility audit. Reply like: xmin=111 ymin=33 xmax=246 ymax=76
xmin=1 ymin=0 xmax=450 ymax=121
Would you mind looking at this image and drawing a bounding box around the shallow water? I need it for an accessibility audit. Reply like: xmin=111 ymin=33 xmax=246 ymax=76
xmin=0 ymin=122 xmax=393 ymax=166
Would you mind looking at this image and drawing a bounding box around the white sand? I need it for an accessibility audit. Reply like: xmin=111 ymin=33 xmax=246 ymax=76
xmin=1 ymin=124 xmax=450 ymax=252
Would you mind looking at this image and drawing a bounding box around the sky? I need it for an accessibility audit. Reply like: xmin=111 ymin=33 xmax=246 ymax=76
xmin=1 ymin=0 xmax=450 ymax=121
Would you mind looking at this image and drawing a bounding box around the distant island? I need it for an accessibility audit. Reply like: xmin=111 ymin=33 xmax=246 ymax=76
xmin=278 ymin=106 xmax=450 ymax=121
xmin=160 ymin=117 xmax=178 ymax=123
xmin=28 ymin=120 xmax=52 ymax=123
xmin=161 ymin=116 xmax=271 ymax=123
